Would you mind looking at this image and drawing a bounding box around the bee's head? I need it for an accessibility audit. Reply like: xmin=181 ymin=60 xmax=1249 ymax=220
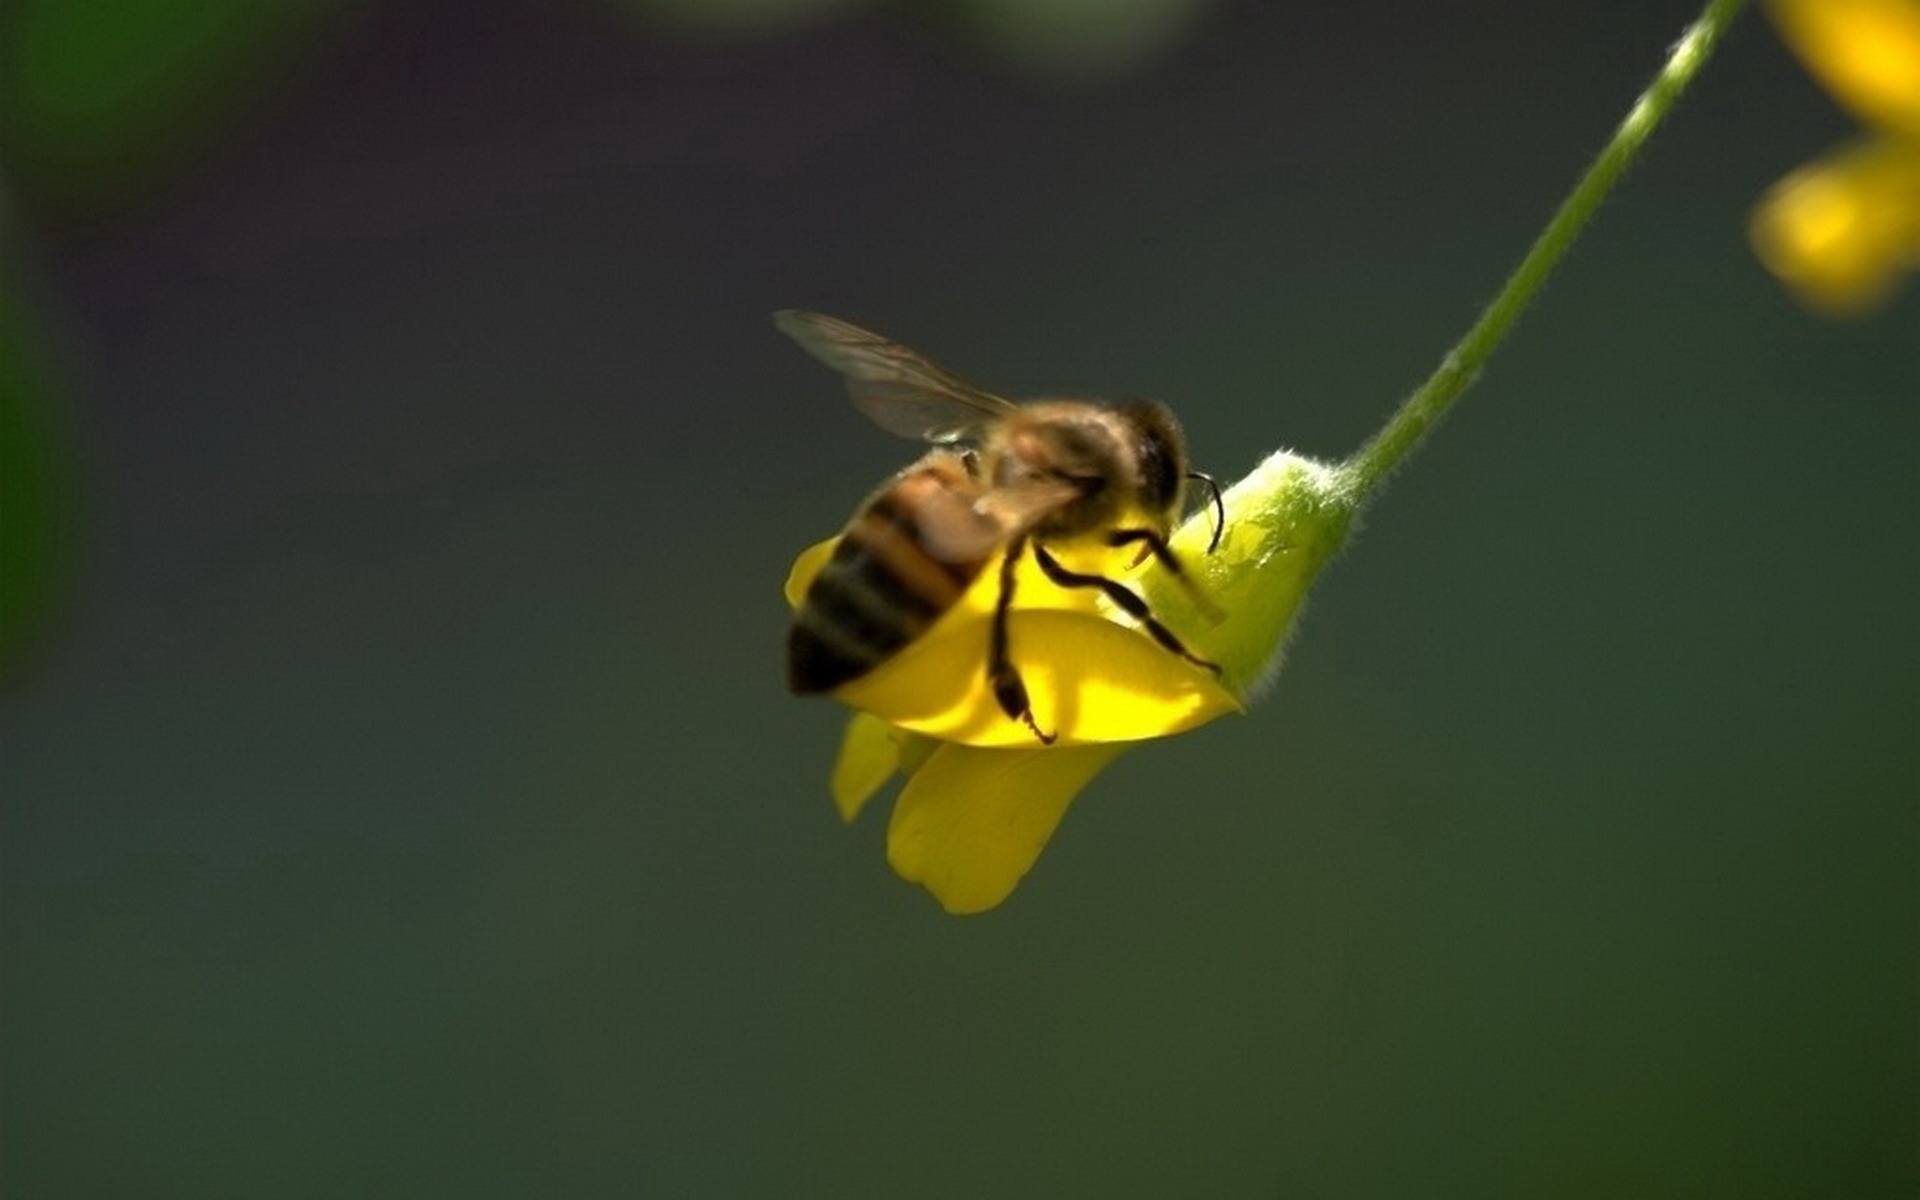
xmin=1116 ymin=401 xmax=1190 ymax=521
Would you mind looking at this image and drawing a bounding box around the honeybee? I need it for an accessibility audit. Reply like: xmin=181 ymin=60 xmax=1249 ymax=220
xmin=776 ymin=310 xmax=1224 ymax=743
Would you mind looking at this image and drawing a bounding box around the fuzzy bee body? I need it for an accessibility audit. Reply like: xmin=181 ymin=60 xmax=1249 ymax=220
xmin=775 ymin=310 xmax=1223 ymax=741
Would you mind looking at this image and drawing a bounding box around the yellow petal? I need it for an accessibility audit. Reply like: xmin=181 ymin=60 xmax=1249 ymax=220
xmin=1770 ymin=0 xmax=1920 ymax=139
xmin=887 ymin=741 xmax=1127 ymax=914
xmin=829 ymin=712 xmax=899 ymax=822
xmin=894 ymin=727 xmax=939 ymax=776
xmin=1751 ymin=137 xmax=1920 ymax=313
xmin=837 ymin=606 xmax=1240 ymax=747
xmin=786 ymin=534 xmax=1237 ymax=747
xmin=784 ymin=536 xmax=838 ymax=608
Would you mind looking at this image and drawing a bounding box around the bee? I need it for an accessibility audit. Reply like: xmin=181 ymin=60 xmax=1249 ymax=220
xmin=776 ymin=310 xmax=1224 ymax=744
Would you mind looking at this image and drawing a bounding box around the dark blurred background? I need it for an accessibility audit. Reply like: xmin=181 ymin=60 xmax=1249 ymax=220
xmin=2 ymin=0 xmax=1914 ymax=1194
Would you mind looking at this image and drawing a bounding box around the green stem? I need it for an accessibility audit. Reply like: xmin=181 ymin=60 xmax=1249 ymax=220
xmin=1339 ymin=0 xmax=1750 ymax=500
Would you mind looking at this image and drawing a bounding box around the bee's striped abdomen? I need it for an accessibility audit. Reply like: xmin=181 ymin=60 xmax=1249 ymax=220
xmin=788 ymin=483 xmax=987 ymax=694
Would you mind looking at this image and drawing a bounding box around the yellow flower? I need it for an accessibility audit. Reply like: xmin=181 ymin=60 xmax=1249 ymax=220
xmin=826 ymin=712 xmax=1128 ymax=916
xmin=786 ymin=451 xmax=1352 ymax=914
xmin=1752 ymin=0 xmax=1920 ymax=313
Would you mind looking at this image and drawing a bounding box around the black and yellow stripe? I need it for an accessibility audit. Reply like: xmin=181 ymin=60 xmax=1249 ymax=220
xmin=787 ymin=490 xmax=985 ymax=693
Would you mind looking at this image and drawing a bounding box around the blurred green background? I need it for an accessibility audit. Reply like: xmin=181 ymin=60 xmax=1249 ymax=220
xmin=2 ymin=0 xmax=1914 ymax=1195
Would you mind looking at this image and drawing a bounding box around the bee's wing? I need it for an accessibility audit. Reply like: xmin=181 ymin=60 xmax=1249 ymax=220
xmin=774 ymin=310 xmax=1016 ymax=444
xmin=916 ymin=476 xmax=1082 ymax=564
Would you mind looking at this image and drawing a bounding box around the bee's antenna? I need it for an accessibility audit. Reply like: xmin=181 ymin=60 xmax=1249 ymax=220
xmin=1188 ymin=471 xmax=1225 ymax=554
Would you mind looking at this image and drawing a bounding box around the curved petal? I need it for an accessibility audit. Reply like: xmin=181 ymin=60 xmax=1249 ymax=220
xmin=784 ymin=537 xmax=839 ymax=608
xmin=894 ymin=727 xmax=939 ymax=776
xmin=1770 ymin=0 xmax=1920 ymax=139
xmin=786 ymin=537 xmax=1240 ymax=747
xmin=837 ymin=608 xmax=1240 ymax=747
xmin=887 ymin=742 xmax=1128 ymax=915
xmin=830 ymin=712 xmax=900 ymax=822
xmin=1751 ymin=137 xmax=1920 ymax=313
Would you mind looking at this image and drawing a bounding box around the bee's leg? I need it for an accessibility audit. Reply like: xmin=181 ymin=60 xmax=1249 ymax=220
xmin=1105 ymin=529 xmax=1224 ymax=623
xmin=1107 ymin=528 xmax=1185 ymax=575
xmin=959 ymin=448 xmax=981 ymax=480
xmin=990 ymin=535 xmax=1055 ymax=744
xmin=1032 ymin=543 xmax=1222 ymax=676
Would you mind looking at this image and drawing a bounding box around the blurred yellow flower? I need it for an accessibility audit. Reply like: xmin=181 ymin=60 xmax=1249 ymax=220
xmin=1752 ymin=0 xmax=1920 ymax=312
xmin=786 ymin=452 xmax=1350 ymax=914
